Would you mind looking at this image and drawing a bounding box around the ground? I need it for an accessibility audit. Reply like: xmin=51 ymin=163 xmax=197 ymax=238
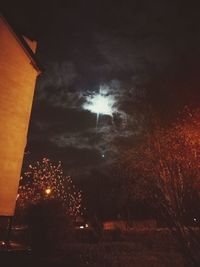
xmin=0 ymin=229 xmax=186 ymax=267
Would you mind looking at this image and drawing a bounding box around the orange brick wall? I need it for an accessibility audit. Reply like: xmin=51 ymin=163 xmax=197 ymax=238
xmin=0 ymin=17 xmax=38 ymax=216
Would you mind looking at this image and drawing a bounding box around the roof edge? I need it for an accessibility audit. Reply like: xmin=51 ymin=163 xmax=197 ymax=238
xmin=0 ymin=14 xmax=43 ymax=74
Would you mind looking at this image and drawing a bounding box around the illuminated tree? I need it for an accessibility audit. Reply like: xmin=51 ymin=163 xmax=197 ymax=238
xmin=120 ymin=109 xmax=200 ymax=266
xmin=17 ymin=158 xmax=82 ymax=219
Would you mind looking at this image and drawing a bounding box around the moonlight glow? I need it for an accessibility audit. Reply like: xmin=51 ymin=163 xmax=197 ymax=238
xmin=83 ymin=89 xmax=116 ymax=117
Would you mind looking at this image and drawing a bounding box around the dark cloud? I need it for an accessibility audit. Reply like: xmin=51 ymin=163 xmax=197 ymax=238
xmin=25 ymin=138 xmax=102 ymax=174
xmin=30 ymin=104 xmax=96 ymax=134
xmin=3 ymin=0 xmax=200 ymax=179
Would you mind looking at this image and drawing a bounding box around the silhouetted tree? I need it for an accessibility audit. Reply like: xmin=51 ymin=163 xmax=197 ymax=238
xmin=16 ymin=158 xmax=83 ymax=251
xmin=17 ymin=158 xmax=82 ymax=219
xmin=119 ymin=109 xmax=200 ymax=266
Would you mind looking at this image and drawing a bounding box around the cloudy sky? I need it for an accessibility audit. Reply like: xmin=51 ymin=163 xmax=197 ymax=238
xmin=2 ymin=0 xmax=200 ymax=180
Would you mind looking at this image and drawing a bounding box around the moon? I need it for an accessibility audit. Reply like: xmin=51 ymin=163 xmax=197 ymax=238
xmin=83 ymin=87 xmax=116 ymax=117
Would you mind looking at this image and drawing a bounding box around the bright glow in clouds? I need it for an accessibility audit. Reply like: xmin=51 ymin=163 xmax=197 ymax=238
xmin=83 ymin=86 xmax=116 ymax=117
xmin=84 ymin=94 xmax=113 ymax=115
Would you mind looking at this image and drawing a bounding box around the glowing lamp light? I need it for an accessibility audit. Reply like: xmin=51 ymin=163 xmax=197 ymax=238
xmin=45 ymin=188 xmax=51 ymax=195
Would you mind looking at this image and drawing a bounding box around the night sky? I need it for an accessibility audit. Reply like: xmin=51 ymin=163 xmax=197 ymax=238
xmin=2 ymin=0 xmax=200 ymax=182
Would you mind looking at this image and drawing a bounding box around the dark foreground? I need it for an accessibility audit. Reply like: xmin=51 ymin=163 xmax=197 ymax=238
xmin=0 ymin=229 xmax=185 ymax=267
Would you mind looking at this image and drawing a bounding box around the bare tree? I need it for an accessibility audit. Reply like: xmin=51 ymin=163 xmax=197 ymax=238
xmin=119 ymin=109 xmax=200 ymax=266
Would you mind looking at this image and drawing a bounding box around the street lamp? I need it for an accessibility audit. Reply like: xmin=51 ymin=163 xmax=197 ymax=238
xmin=45 ymin=188 xmax=51 ymax=195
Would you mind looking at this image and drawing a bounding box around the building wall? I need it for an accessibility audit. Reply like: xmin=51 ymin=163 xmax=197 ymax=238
xmin=0 ymin=17 xmax=39 ymax=216
xmin=103 ymin=219 xmax=157 ymax=231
